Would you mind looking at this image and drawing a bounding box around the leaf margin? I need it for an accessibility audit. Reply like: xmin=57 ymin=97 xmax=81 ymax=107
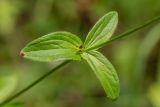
xmin=21 ymin=31 xmax=83 ymax=62
xmin=84 ymin=11 xmax=118 ymax=50
xmin=81 ymin=50 xmax=120 ymax=100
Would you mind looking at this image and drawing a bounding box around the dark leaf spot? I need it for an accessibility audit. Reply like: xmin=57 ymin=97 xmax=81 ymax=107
xmin=20 ymin=51 xmax=25 ymax=57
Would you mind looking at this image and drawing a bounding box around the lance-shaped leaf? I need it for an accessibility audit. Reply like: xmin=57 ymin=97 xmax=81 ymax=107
xmin=84 ymin=11 xmax=118 ymax=50
xmin=21 ymin=32 xmax=83 ymax=62
xmin=82 ymin=51 xmax=120 ymax=100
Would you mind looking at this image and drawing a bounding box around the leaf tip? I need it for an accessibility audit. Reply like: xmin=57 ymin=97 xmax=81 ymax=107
xmin=110 ymin=11 xmax=118 ymax=14
xmin=20 ymin=51 xmax=25 ymax=57
xmin=106 ymin=93 xmax=119 ymax=101
xmin=109 ymin=11 xmax=118 ymax=18
xmin=110 ymin=96 xmax=119 ymax=101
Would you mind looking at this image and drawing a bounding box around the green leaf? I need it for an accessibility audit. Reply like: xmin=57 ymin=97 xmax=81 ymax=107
xmin=21 ymin=32 xmax=83 ymax=62
xmin=82 ymin=51 xmax=120 ymax=100
xmin=84 ymin=11 xmax=118 ymax=50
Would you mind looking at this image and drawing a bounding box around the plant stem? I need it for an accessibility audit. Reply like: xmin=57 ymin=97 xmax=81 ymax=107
xmin=0 ymin=61 xmax=70 ymax=107
xmin=86 ymin=15 xmax=160 ymax=51
xmin=1 ymin=15 xmax=160 ymax=107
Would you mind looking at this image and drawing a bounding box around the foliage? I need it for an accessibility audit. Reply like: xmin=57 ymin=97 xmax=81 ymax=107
xmin=21 ymin=11 xmax=119 ymax=100
xmin=0 ymin=0 xmax=160 ymax=107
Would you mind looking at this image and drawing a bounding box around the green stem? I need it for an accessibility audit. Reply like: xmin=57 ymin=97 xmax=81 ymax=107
xmin=0 ymin=61 xmax=70 ymax=107
xmin=86 ymin=15 xmax=160 ymax=51
xmin=1 ymin=15 xmax=160 ymax=107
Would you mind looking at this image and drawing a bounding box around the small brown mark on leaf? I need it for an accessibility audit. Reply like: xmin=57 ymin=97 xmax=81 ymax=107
xmin=20 ymin=51 xmax=25 ymax=57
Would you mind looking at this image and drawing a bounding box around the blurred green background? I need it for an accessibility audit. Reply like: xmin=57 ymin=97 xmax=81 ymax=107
xmin=0 ymin=0 xmax=160 ymax=107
